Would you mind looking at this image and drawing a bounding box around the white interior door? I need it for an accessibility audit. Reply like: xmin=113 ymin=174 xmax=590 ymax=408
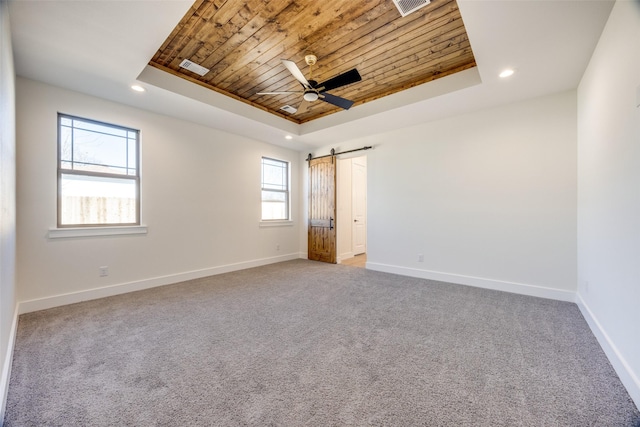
xmin=352 ymin=156 xmax=367 ymax=255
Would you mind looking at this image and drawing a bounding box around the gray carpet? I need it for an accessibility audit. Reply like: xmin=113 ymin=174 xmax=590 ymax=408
xmin=4 ymin=260 xmax=640 ymax=426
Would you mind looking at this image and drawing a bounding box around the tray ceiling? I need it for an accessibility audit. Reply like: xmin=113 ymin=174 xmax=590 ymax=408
xmin=149 ymin=0 xmax=476 ymax=124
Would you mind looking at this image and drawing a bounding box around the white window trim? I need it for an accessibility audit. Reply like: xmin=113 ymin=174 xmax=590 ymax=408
xmin=259 ymin=220 xmax=294 ymax=228
xmin=261 ymin=157 xmax=291 ymax=222
xmin=48 ymin=225 xmax=148 ymax=239
xmin=57 ymin=113 xmax=141 ymax=228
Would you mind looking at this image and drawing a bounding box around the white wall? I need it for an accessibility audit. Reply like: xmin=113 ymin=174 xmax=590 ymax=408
xmin=311 ymin=90 xmax=578 ymax=301
xmin=16 ymin=78 xmax=301 ymax=311
xmin=0 ymin=0 xmax=18 ymax=419
xmin=577 ymin=0 xmax=640 ymax=408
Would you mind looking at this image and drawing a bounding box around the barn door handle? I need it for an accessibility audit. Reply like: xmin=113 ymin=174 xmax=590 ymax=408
xmin=330 ymin=217 xmax=334 ymax=230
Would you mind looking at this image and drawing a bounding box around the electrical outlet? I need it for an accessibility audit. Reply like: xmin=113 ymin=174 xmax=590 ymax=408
xmin=276 ymin=244 xmax=280 ymax=251
xmin=99 ymin=266 xmax=109 ymax=277
xmin=418 ymin=254 xmax=424 ymax=262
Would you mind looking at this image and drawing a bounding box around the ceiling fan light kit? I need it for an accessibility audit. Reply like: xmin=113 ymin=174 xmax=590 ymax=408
xmin=303 ymin=92 xmax=319 ymax=102
xmin=257 ymin=55 xmax=362 ymax=114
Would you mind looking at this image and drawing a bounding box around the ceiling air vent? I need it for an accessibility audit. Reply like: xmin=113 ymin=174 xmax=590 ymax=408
xmin=179 ymin=59 xmax=210 ymax=76
xmin=392 ymin=0 xmax=431 ymax=17
xmin=280 ymin=105 xmax=297 ymax=114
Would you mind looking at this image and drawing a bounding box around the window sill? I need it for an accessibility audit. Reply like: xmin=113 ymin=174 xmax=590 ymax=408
xmin=259 ymin=220 xmax=294 ymax=228
xmin=48 ymin=225 xmax=148 ymax=239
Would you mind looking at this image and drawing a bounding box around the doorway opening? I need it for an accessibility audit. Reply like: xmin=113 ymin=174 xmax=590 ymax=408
xmin=337 ymin=155 xmax=367 ymax=267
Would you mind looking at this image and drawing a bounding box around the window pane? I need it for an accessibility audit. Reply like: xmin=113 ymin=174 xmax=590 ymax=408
xmin=59 ymin=116 xmax=138 ymax=176
xmin=60 ymin=126 xmax=72 ymax=162
xmin=127 ymin=135 xmax=138 ymax=174
xmin=58 ymin=114 xmax=140 ymax=227
xmin=60 ymin=173 xmax=137 ymax=225
xmin=261 ymin=157 xmax=289 ymax=221
xmin=262 ymin=159 xmax=287 ymax=191
xmin=75 ymin=120 xmax=127 ymax=138
xmin=261 ymin=190 xmax=288 ymax=220
xmin=72 ymin=128 xmax=128 ymax=173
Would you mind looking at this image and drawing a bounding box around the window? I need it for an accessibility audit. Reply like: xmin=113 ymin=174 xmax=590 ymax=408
xmin=58 ymin=114 xmax=140 ymax=227
xmin=261 ymin=157 xmax=289 ymax=221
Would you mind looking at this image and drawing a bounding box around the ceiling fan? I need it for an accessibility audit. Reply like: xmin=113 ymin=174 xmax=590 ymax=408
xmin=256 ymin=55 xmax=362 ymax=114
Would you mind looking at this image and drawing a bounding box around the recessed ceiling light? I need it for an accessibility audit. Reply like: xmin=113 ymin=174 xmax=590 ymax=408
xmin=131 ymin=85 xmax=146 ymax=92
xmin=499 ymin=69 xmax=515 ymax=78
xmin=285 ymin=135 xmax=293 ymax=140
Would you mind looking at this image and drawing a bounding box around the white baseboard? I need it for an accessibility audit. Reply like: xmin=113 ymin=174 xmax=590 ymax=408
xmin=18 ymin=253 xmax=301 ymax=314
xmin=366 ymin=262 xmax=576 ymax=302
xmin=576 ymin=293 xmax=640 ymax=410
xmin=1 ymin=305 xmax=19 ymax=423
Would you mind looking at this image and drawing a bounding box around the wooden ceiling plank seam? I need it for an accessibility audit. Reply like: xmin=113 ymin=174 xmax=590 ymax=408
xmin=353 ymin=21 xmax=468 ymax=82
xmin=253 ymin=88 xmax=304 ymax=110
xmin=266 ymin=5 xmax=460 ymax=97
xmin=235 ymin=0 xmax=393 ymax=97
xmin=153 ymin=1 xmax=220 ymax=66
xmin=196 ymin=0 xmax=294 ymax=72
xmin=158 ymin=0 xmax=247 ymax=69
xmin=235 ymin=13 xmax=390 ymax=97
xmin=240 ymin=2 xmax=400 ymax=95
xmin=194 ymin=0 xmax=293 ymax=69
xmin=346 ymin=61 xmax=477 ymax=111
xmin=356 ymin=48 xmax=474 ymax=94
xmin=210 ymin=1 xmax=372 ymax=86
xmin=310 ymin=0 xmax=457 ymax=63
xmin=190 ymin=5 xmax=259 ymax=67
xmin=277 ymin=0 xmax=391 ymax=65
xmin=349 ymin=51 xmax=475 ymax=99
xmin=153 ymin=13 xmax=206 ymax=65
xmin=297 ymin=6 xmax=422 ymax=72
xmin=152 ymin=1 xmax=205 ymax=60
xmin=247 ymin=68 xmax=302 ymax=98
xmin=210 ymin=0 xmax=360 ymax=88
xmin=225 ymin=2 xmax=450 ymax=96
xmin=265 ymin=97 xmax=305 ymax=113
xmin=203 ymin=0 xmax=311 ymax=86
xmin=319 ymin=43 xmax=474 ymax=102
xmin=193 ymin=12 xmax=266 ymax=73
xmin=259 ymin=91 xmax=306 ymax=111
xmin=314 ymin=22 xmax=465 ymax=96
xmin=302 ymin=4 xmax=462 ymax=84
xmin=172 ymin=3 xmax=247 ymax=68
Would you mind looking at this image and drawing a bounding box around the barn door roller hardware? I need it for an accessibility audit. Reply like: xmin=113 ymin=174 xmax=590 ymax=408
xmin=306 ymin=146 xmax=372 ymax=162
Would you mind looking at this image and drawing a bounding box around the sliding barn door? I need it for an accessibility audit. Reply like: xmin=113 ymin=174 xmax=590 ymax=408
xmin=308 ymin=156 xmax=337 ymax=263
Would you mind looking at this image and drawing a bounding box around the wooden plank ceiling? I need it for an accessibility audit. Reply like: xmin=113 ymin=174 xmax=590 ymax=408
xmin=149 ymin=0 xmax=476 ymax=124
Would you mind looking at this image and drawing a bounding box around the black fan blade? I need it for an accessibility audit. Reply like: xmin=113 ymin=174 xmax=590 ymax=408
xmin=317 ymin=69 xmax=361 ymax=92
xmin=320 ymin=92 xmax=355 ymax=110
